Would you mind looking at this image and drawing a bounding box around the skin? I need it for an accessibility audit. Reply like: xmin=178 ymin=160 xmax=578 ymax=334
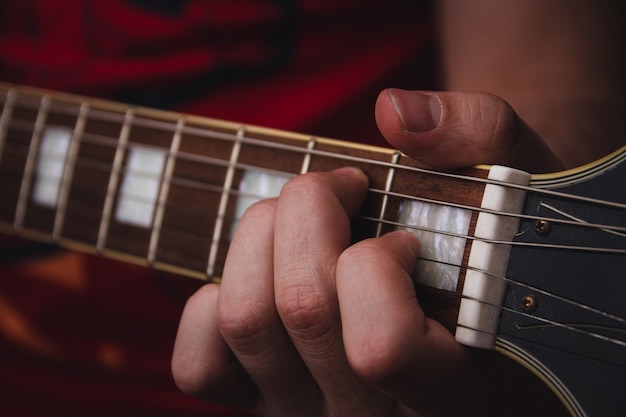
xmin=172 ymin=1 xmax=625 ymax=416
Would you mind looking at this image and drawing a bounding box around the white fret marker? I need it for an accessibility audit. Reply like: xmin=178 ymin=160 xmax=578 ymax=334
xmin=398 ymin=201 xmax=472 ymax=291
xmin=33 ymin=126 xmax=73 ymax=207
xmin=115 ymin=145 xmax=166 ymax=228
xmin=231 ymin=171 xmax=291 ymax=238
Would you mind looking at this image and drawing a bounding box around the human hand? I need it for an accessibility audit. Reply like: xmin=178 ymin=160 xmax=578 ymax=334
xmin=171 ymin=89 xmax=572 ymax=417
xmin=375 ymin=88 xmax=564 ymax=173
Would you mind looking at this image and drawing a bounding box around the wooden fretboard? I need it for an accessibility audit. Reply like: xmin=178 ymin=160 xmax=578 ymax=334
xmin=0 ymin=83 xmax=492 ymax=331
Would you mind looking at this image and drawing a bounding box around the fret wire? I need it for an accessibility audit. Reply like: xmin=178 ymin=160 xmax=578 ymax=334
xmin=300 ymin=137 xmax=316 ymax=174
xmin=376 ymin=151 xmax=401 ymax=237
xmin=207 ymin=126 xmax=244 ymax=278
xmin=52 ymin=100 xmax=89 ymax=241
xmin=148 ymin=116 xmax=185 ymax=265
xmin=97 ymin=108 xmax=134 ymax=253
xmin=9 ymin=101 xmax=626 ymax=212
xmin=14 ymin=94 xmax=51 ymax=232
xmin=0 ymin=88 xmax=17 ymax=164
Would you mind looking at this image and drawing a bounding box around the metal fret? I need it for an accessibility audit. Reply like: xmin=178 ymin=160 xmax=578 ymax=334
xmin=0 ymin=88 xmax=17 ymax=164
xmin=97 ymin=108 xmax=134 ymax=252
xmin=376 ymin=151 xmax=401 ymax=237
xmin=147 ymin=116 xmax=185 ymax=265
xmin=52 ymin=101 xmax=89 ymax=241
xmin=300 ymin=137 xmax=317 ymax=174
xmin=14 ymin=94 xmax=51 ymax=231
xmin=207 ymin=126 xmax=244 ymax=277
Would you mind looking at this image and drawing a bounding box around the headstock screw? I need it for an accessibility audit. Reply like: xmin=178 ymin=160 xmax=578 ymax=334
xmin=521 ymin=295 xmax=538 ymax=313
xmin=534 ymin=219 xmax=552 ymax=236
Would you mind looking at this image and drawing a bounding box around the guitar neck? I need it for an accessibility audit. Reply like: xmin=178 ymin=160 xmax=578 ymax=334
xmin=0 ymin=83 xmax=484 ymax=272
xmin=0 ymin=82 xmax=526 ymax=343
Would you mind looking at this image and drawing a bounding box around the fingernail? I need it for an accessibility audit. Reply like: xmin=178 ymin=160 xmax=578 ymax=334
xmin=388 ymin=89 xmax=442 ymax=133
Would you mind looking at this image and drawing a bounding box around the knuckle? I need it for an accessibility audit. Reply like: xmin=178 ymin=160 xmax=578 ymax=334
xmin=338 ymin=239 xmax=394 ymax=274
xmin=339 ymin=240 xmax=379 ymax=266
xmin=491 ymin=100 xmax=517 ymax=137
xmin=216 ymin=298 xmax=272 ymax=352
xmin=239 ymin=198 xmax=276 ymax=224
xmin=478 ymin=93 xmax=519 ymax=149
xmin=276 ymin=282 xmax=336 ymax=339
xmin=346 ymin=338 xmax=406 ymax=385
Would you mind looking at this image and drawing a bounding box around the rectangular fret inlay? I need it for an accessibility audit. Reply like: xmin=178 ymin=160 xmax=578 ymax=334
xmin=231 ymin=170 xmax=291 ymax=238
xmin=398 ymin=200 xmax=472 ymax=291
xmin=33 ymin=126 xmax=73 ymax=208
xmin=115 ymin=145 xmax=166 ymax=228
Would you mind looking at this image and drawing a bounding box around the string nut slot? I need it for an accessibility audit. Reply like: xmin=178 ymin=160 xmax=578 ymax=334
xmin=520 ymin=295 xmax=538 ymax=313
xmin=534 ymin=219 xmax=552 ymax=236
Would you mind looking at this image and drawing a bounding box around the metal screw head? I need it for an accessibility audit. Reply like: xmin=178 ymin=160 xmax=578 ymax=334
xmin=521 ymin=295 xmax=538 ymax=313
xmin=534 ymin=219 xmax=552 ymax=236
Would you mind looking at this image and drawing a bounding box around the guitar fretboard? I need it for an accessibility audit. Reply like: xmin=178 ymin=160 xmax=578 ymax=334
xmin=0 ymin=83 xmax=494 ymax=332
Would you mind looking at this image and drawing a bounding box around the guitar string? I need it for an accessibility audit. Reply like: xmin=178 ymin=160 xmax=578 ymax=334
xmin=6 ymin=135 xmax=626 ymax=338
xmin=3 ymin=133 xmax=626 ymax=250
xmin=2 ymin=135 xmax=626 ymax=254
xmin=420 ymin=255 xmax=626 ymax=326
xmin=4 ymin=175 xmax=626 ymax=352
xmin=2 ymin=159 xmax=626 ymax=342
xmin=462 ymin=297 xmax=626 ymax=351
xmin=3 ymin=94 xmax=626 ymax=348
xmin=401 ymin=256 xmax=626 ymax=356
xmin=84 ymin=140 xmax=626 ymax=239
xmin=109 ymin=113 xmax=626 ymax=211
xmin=4 ymin=94 xmax=626 ymax=212
xmin=4 ymin=115 xmax=626 ymax=241
xmin=2 ymin=125 xmax=626 ymax=245
xmin=361 ymin=216 xmax=626 ymax=254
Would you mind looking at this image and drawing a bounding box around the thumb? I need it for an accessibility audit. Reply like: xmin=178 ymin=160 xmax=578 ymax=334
xmin=375 ymin=88 xmax=564 ymax=173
